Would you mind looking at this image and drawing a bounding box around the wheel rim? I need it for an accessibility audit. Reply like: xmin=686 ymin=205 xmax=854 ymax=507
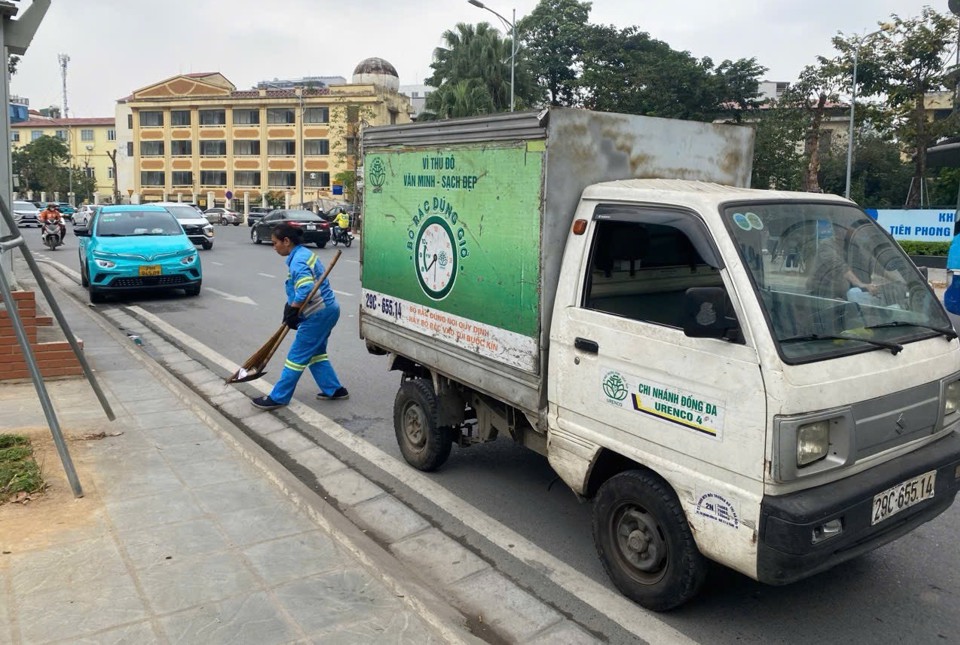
xmin=253 ymin=229 xmax=259 ymax=242
xmin=400 ymin=402 xmax=427 ymax=450
xmin=611 ymin=504 xmax=668 ymax=584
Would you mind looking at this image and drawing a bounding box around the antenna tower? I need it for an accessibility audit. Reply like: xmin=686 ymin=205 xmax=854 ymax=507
xmin=57 ymin=53 xmax=70 ymax=118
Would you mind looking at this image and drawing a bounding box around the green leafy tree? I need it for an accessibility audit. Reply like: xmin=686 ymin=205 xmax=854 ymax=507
xmin=749 ymin=106 xmax=806 ymax=191
xmin=518 ymin=0 xmax=592 ymax=106
xmin=838 ymin=7 xmax=957 ymax=207
xmin=265 ymin=191 xmax=286 ymax=209
xmin=818 ymin=132 xmax=912 ymax=207
xmin=13 ymin=135 xmax=70 ymax=195
xmin=423 ymin=80 xmax=495 ymax=119
xmin=712 ymin=58 xmax=768 ymax=122
xmin=8 ymin=55 xmax=18 ymax=76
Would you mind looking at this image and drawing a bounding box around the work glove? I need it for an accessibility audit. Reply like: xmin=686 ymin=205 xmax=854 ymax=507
xmin=283 ymin=304 xmax=301 ymax=330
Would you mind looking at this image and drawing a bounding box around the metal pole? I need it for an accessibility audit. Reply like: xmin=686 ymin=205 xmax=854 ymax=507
xmin=844 ymin=44 xmax=859 ymax=200
xmin=510 ymin=8 xmax=516 ymax=112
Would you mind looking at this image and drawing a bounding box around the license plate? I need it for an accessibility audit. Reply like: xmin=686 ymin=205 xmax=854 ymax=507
xmin=305 ymin=225 xmax=316 ymax=231
xmin=139 ymin=265 xmax=161 ymax=277
xmin=871 ymin=470 xmax=936 ymax=525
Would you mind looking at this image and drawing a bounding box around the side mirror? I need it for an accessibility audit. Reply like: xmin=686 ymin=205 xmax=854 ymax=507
xmin=73 ymin=226 xmax=90 ymax=237
xmin=683 ymin=287 xmax=741 ymax=342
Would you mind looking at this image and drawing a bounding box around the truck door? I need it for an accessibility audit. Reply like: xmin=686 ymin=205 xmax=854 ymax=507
xmin=550 ymin=203 xmax=766 ymax=571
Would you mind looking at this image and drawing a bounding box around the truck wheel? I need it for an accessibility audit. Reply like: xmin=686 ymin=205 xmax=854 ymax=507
xmin=393 ymin=379 xmax=453 ymax=471
xmin=592 ymin=470 xmax=706 ymax=611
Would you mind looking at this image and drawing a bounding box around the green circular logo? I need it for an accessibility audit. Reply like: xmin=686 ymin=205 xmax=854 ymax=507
xmin=415 ymin=215 xmax=458 ymax=300
xmin=603 ymin=372 xmax=628 ymax=401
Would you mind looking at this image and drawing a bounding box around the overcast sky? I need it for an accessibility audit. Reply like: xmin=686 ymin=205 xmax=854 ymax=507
xmin=9 ymin=0 xmax=949 ymax=118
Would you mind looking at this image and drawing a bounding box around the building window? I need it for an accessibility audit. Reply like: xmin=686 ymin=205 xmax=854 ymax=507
xmin=108 ymin=167 xmax=115 ymax=179
xmin=266 ymin=108 xmax=295 ymax=124
xmin=234 ymin=140 xmax=261 ymax=156
xmin=171 ymin=171 xmax=193 ymax=186
xmin=304 ymin=171 xmax=330 ymax=188
xmin=267 ymin=140 xmax=295 ymax=156
xmin=31 ymin=130 xmax=42 ymax=141
xmin=140 ymin=171 xmax=164 ymax=186
xmin=199 ymin=140 xmax=227 ymax=156
xmin=233 ymin=109 xmax=260 ymax=125
xmin=140 ymin=141 xmax=164 ymax=156
xmin=170 ymin=140 xmax=192 ymax=156
xmin=56 ymin=130 xmax=67 ymax=140
xmin=83 ymin=166 xmax=95 ymax=179
xmin=268 ymin=171 xmax=296 ymax=187
xmin=303 ymin=139 xmax=329 ymax=156
xmin=199 ymin=109 xmax=226 ymax=126
xmin=171 ymin=110 xmax=191 ymax=127
xmin=303 ymin=107 xmax=329 ymax=124
xmin=81 ymin=129 xmax=94 ymax=141
xmin=107 ymin=128 xmax=116 ymax=141
xmin=200 ymin=171 xmax=227 ymax=186
xmin=235 ymin=171 xmax=261 ymax=187
xmin=126 ymin=141 xmax=134 ymax=156
xmin=140 ymin=111 xmax=163 ymax=127
xmin=127 ymin=114 xmax=133 ymax=129
xmin=11 ymin=132 xmax=19 ymax=142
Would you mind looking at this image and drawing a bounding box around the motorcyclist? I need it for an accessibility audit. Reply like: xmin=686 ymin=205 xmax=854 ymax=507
xmin=334 ymin=209 xmax=351 ymax=241
xmin=38 ymin=203 xmax=66 ymax=243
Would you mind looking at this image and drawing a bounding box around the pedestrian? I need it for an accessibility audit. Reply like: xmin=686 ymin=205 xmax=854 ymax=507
xmin=251 ymin=223 xmax=348 ymax=410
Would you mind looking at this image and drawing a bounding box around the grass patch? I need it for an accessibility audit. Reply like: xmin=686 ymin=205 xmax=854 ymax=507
xmin=0 ymin=434 xmax=45 ymax=502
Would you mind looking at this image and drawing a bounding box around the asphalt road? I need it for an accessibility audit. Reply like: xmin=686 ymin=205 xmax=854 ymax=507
xmin=47 ymin=224 xmax=960 ymax=644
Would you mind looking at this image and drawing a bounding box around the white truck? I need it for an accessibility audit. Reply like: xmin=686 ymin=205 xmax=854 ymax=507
xmin=358 ymin=108 xmax=960 ymax=610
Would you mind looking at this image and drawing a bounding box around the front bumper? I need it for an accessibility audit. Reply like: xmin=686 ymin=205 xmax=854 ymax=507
xmin=89 ymin=262 xmax=201 ymax=291
xmin=757 ymin=431 xmax=960 ymax=585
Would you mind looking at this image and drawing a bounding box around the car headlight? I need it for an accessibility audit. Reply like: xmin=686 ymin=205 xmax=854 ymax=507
xmin=94 ymin=258 xmax=116 ymax=269
xmin=944 ymin=380 xmax=960 ymax=416
xmin=797 ymin=420 xmax=830 ymax=467
xmin=179 ymin=254 xmax=197 ymax=265
xmin=203 ymin=226 xmax=214 ymax=236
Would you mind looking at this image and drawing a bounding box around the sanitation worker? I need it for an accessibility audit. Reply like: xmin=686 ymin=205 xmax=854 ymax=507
xmin=251 ymin=223 xmax=348 ymax=410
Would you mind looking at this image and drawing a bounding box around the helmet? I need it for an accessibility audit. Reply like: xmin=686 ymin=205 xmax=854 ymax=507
xmin=48 ymin=203 xmax=59 ymax=210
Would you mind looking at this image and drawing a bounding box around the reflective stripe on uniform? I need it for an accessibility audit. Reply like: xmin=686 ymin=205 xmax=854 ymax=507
xmin=284 ymin=358 xmax=308 ymax=372
xmin=295 ymin=276 xmax=314 ymax=289
xmin=308 ymin=354 xmax=329 ymax=365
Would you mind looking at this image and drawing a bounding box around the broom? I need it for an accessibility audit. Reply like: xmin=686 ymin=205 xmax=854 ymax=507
xmin=227 ymin=249 xmax=342 ymax=384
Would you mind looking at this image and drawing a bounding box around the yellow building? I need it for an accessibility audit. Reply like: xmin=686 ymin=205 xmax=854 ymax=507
xmin=10 ymin=116 xmax=117 ymax=201
xmin=116 ymin=59 xmax=412 ymax=209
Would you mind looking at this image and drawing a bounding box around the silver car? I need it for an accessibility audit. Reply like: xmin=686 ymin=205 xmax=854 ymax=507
xmin=12 ymin=200 xmax=40 ymax=227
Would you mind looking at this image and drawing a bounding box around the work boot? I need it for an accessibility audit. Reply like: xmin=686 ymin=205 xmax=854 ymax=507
xmin=251 ymin=395 xmax=284 ymax=410
xmin=316 ymin=387 xmax=349 ymax=400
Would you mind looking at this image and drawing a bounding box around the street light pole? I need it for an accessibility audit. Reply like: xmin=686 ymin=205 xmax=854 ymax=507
xmin=467 ymin=0 xmax=516 ymax=112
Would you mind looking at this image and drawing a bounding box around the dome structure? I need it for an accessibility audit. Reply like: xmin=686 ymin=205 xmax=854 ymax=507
xmin=352 ymin=57 xmax=399 ymax=92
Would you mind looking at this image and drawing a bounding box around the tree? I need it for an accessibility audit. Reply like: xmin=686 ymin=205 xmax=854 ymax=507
xmin=8 ymin=55 xmax=18 ymax=76
xmin=712 ymin=58 xmax=768 ymax=122
xmin=518 ymin=0 xmax=592 ymax=106
xmin=106 ymin=149 xmax=121 ymax=203
xmin=423 ymin=80 xmax=495 ymax=119
xmin=13 ymin=135 xmax=70 ymax=195
xmin=838 ymin=7 xmax=957 ymax=207
xmin=749 ymin=106 xmax=806 ymax=191
xmin=818 ymin=132 xmax=912 ymax=207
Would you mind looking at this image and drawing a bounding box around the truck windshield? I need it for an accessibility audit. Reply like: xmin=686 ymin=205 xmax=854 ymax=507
xmin=723 ymin=202 xmax=953 ymax=363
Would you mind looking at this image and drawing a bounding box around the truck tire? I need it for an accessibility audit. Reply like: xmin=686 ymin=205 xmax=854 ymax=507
xmin=393 ymin=379 xmax=453 ymax=472
xmin=592 ymin=470 xmax=706 ymax=611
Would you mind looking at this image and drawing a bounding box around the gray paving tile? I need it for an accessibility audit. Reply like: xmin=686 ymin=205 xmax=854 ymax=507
xmin=526 ymin=620 xmax=603 ymax=645
xmin=15 ymin=574 xmax=148 ymax=643
xmin=243 ymin=532 xmax=344 ymax=586
xmin=9 ymin=538 xmax=128 ymax=597
xmin=218 ymin=397 xmax=273 ymax=421
xmin=391 ymin=529 xmax=490 ymax=587
xmin=314 ymin=610 xmax=444 ymax=645
xmin=193 ymin=477 xmax=285 ymax=514
xmin=136 ymin=551 xmax=261 ymax=614
xmin=119 ymin=396 xmax=186 ymax=415
xmin=138 ymin=421 xmax=217 ymax=446
xmin=157 ymin=590 xmax=301 ymax=645
xmin=267 ymin=428 xmax=317 ymax=454
xmin=320 ymin=470 xmax=385 ymax=507
xmin=0 ymin=569 xmax=11 ymax=643
xmin=197 ymin=379 xmax=233 ymax=398
xmin=50 ymin=620 xmax=160 ymax=644
xmin=117 ymin=518 xmax=231 ymax=569
xmin=449 ymin=568 xmax=562 ymax=642
xmin=168 ymin=456 xmax=257 ymax=488
xmin=157 ymin=438 xmax=236 ymax=465
xmin=246 ymin=414 xmax=289 ymax=436
xmin=133 ymin=409 xmax=206 ymax=430
xmin=273 ymin=569 xmax=403 ymax=635
xmin=105 ymin=489 xmax=208 ymax=533
xmin=348 ymin=496 xmax=431 ymax=545
xmin=89 ymin=457 xmax=185 ymax=501
xmin=291 ymin=446 xmax=347 ymax=478
xmin=216 ymin=503 xmax=318 ymax=546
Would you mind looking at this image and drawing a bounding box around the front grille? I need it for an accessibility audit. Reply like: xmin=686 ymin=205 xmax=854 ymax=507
xmin=108 ymin=275 xmax=189 ymax=288
xmin=182 ymin=226 xmax=204 ymax=235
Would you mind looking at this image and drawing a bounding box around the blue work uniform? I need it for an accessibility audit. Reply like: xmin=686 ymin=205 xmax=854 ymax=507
xmin=268 ymin=244 xmax=344 ymax=403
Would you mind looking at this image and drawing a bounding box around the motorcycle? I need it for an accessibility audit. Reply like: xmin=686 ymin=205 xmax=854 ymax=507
xmin=331 ymin=225 xmax=353 ymax=248
xmin=41 ymin=219 xmax=64 ymax=251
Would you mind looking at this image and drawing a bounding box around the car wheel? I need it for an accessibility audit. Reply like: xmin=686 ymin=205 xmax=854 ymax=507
xmin=232 ymin=222 xmax=240 ymax=226
xmin=316 ymin=240 xmax=327 ymax=249
xmin=80 ymin=260 xmax=89 ymax=287
xmin=252 ymin=228 xmax=262 ymax=244
xmin=89 ymin=286 xmax=105 ymax=304
xmin=393 ymin=379 xmax=454 ymax=472
xmin=201 ymin=241 xmax=213 ymax=250
xmin=592 ymin=470 xmax=707 ymax=611
xmin=184 ymin=282 xmax=201 ymax=297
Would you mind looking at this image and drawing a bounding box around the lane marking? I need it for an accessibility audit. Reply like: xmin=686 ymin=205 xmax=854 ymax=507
xmin=205 ymin=287 xmax=257 ymax=305
xmin=210 ymin=261 xmax=224 ymax=266
xmin=125 ymin=304 xmax=696 ymax=645
xmin=333 ymin=290 xmax=354 ymax=297
xmin=258 ymin=272 xmax=275 ymax=278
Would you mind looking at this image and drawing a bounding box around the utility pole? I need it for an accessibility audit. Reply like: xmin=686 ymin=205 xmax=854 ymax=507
xmin=58 ymin=52 xmax=73 ymax=204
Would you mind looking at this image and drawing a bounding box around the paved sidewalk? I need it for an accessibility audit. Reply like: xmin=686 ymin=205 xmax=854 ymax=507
xmin=0 ymin=272 xmax=477 ymax=643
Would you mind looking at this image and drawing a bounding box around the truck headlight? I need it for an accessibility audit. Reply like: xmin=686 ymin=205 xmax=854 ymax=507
xmin=944 ymin=380 xmax=960 ymax=416
xmin=203 ymin=226 xmax=214 ymax=237
xmin=797 ymin=420 xmax=830 ymax=467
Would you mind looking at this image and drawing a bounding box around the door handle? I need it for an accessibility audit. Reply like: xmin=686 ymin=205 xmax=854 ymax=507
xmin=575 ymin=337 xmax=599 ymax=353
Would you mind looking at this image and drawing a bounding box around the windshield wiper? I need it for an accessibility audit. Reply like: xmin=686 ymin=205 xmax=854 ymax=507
xmin=779 ymin=333 xmax=903 ymax=355
xmin=865 ymin=320 xmax=958 ymax=341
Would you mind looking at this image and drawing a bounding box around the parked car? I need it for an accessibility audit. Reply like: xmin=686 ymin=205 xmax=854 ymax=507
xmin=153 ymin=202 xmax=216 ymax=249
xmin=73 ymin=205 xmax=202 ymax=303
xmin=73 ymin=204 xmax=100 ymax=227
xmin=54 ymin=202 xmax=77 ymax=221
xmin=204 ymin=207 xmax=240 ymax=226
xmin=247 ymin=206 xmax=272 ymax=227
xmin=250 ymin=209 xmax=330 ymax=248
xmin=12 ymin=200 xmax=40 ymax=227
